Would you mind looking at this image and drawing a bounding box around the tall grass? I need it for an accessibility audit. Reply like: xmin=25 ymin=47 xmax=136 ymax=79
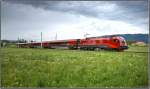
xmin=1 ymin=47 xmax=148 ymax=87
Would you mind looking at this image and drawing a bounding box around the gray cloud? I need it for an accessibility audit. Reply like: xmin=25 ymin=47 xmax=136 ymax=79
xmin=1 ymin=0 xmax=148 ymax=40
xmin=4 ymin=0 xmax=148 ymax=27
xmin=5 ymin=1 xmax=148 ymax=16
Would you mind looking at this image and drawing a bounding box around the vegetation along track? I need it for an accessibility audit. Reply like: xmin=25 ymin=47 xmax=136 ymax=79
xmin=1 ymin=46 xmax=148 ymax=87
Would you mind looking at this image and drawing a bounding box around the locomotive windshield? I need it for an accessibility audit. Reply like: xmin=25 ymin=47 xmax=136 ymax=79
xmin=111 ymin=36 xmax=127 ymax=45
xmin=113 ymin=39 xmax=119 ymax=43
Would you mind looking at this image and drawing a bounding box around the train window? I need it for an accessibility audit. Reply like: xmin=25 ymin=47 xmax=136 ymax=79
xmin=81 ymin=40 xmax=86 ymax=44
xmin=96 ymin=40 xmax=100 ymax=43
xmin=113 ymin=39 xmax=119 ymax=43
xmin=103 ymin=40 xmax=107 ymax=43
xmin=122 ymin=40 xmax=125 ymax=44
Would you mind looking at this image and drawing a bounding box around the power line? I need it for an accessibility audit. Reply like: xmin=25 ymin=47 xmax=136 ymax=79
xmin=84 ymin=33 xmax=90 ymax=38
xmin=55 ymin=33 xmax=57 ymax=40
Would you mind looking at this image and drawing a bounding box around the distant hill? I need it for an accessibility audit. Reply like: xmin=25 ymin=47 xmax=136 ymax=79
xmin=118 ymin=34 xmax=148 ymax=43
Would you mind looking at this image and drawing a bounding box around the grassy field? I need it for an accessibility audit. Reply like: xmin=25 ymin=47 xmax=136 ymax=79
xmin=1 ymin=46 xmax=148 ymax=87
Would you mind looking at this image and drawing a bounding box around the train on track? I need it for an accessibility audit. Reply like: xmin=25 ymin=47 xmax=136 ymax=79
xmin=17 ymin=35 xmax=128 ymax=51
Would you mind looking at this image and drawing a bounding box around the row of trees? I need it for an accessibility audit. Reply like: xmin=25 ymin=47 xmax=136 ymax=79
xmin=1 ymin=39 xmax=36 ymax=47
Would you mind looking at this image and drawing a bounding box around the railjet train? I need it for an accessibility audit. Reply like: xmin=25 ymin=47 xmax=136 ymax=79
xmin=17 ymin=35 xmax=128 ymax=51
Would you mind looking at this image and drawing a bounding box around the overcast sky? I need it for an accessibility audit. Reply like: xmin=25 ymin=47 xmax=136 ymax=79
xmin=1 ymin=0 xmax=148 ymax=41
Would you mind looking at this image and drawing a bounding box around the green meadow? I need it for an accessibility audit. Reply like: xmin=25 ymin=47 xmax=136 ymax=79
xmin=1 ymin=46 xmax=148 ymax=87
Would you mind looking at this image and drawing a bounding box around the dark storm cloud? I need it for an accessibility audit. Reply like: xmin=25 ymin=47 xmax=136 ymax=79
xmin=3 ymin=0 xmax=148 ymax=26
xmin=3 ymin=1 xmax=101 ymax=17
xmin=113 ymin=1 xmax=148 ymax=22
xmin=1 ymin=0 xmax=148 ymax=40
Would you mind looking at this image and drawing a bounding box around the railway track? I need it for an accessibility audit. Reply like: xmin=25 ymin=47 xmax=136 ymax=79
xmin=124 ymin=51 xmax=149 ymax=53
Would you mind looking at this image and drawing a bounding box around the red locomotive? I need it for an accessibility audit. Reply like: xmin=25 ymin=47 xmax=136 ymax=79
xmin=17 ymin=35 xmax=128 ymax=51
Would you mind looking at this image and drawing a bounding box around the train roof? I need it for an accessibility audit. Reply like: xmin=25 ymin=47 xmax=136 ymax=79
xmin=87 ymin=35 xmax=120 ymax=39
xmin=16 ymin=35 xmax=124 ymax=45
